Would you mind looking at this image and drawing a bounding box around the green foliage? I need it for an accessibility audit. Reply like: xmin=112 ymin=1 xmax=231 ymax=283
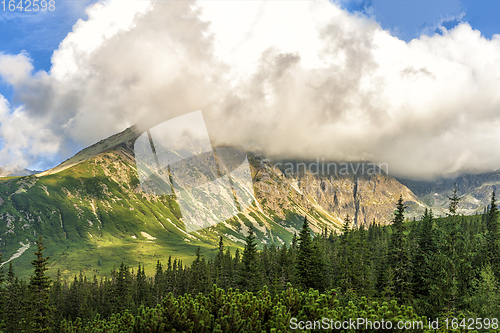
xmin=3 ymin=191 xmax=500 ymax=332
xmin=0 ymin=151 xmax=337 ymax=281
xmin=58 ymin=285 xmax=432 ymax=333
xmin=29 ymin=235 xmax=53 ymax=333
xmin=413 ymin=209 xmax=439 ymax=316
xmin=238 ymin=228 xmax=260 ymax=292
xmin=486 ymin=191 xmax=500 ymax=279
xmin=387 ymin=196 xmax=412 ymax=302
xmin=0 ymin=252 xmax=4 ymax=332
xmin=470 ymin=265 xmax=500 ymax=319
xmin=4 ymin=262 xmax=28 ymax=333
xmin=297 ymin=217 xmax=315 ymax=290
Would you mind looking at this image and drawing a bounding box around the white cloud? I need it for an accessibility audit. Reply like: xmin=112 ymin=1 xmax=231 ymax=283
xmin=0 ymin=0 xmax=500 ymax=179
xmin=0 ymin=52 xmax=34 ymax=85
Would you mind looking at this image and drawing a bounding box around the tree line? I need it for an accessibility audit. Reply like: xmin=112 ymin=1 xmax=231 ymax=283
xmin=0 ymin=190 xmax=500 ymax=332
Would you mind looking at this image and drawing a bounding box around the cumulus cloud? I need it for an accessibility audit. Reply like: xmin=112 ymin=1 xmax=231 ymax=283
xmin=0 ymin=0 xmax=500 ymax=179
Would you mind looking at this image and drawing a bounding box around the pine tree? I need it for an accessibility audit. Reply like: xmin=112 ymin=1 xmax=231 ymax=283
xmin=338 ymin=214 xmax=353 ymax=291
xmin=486 ymin=191 xmax=500 ymax=280
xmin=0 ymin=252 xmax=4 ymax=332
xmin=239 ymin=228 xmax=260 ymax=292
xmin=135 ymin=263 xmax=148 ymax=307
xmin=154 ymin=260 xmax=164 ymax=302
xmin=0 ymin=253 xmax=4 ymax=285
xmin=296 ymin=217 xmax=324 ymax=290
xmin=165 ymin=256 xmax=173 ymax=294
xmin=341 ymin=214 xmax=351 ymax=238
xmin=114 ymin=262 xmax=132 ymax=314
xmin=388 ymin=196 xmax=412 ymax=302
xmin=353 ymin=224 xmax=372 ymax=295
xmin=375 ymin=244 xmax=390 ymax=298
xmin=29 ymin=235 xmax=53 ymax=333
xmin=443 ymin=186 xmax=464 ymax=311
xmin=5 ymin=262 xmax=26 ymax=333
xmin=278 ymin=244 xmax=291 ymax=287
xmin=233 ymin=248 xmax=241 ymax=285
xmin=471 ymin=265 xmax=500 ymax=318
xmin=448 ymin=186 xmax=460 ymax=216
xmin=310 ymin=240 xmax=326 ymax=291
xmin=50 ymin=270 xmax=64 ymax=332
xmin=413 ymin=209 xmax=439 ymax=316
xmin=215 ymin=236 xmax=225 ymax=286
xmin=190 ymin=247 xmax=209 ymax=294
xmin=296 ymin=217 xmax=313 ymax=289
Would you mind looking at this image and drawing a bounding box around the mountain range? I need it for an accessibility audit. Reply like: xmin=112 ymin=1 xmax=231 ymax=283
xmin=0 ymin=125 xmax=497 ymax=278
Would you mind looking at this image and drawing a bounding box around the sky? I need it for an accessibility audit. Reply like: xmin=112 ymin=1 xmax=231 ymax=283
xmin=0 ymin=0 xmax=499 ymax=179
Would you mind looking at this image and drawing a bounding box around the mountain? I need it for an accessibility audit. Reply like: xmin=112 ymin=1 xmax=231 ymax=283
xmin=1 ymin=125 xmax=423 ymax=279
xmin=397 ymin=172 xmax=500 ymax=216
xmin=259 ymin=158 xmax=425 ymax=225
xmin=0 ymin=167 xmax=39 ymax=178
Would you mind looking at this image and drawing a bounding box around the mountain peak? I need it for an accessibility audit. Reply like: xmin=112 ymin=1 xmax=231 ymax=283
xmin=37 ymin=126 xmax=141 ymax=177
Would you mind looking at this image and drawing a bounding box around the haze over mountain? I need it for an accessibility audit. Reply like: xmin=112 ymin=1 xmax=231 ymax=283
xmin=0 ymin=167 xmax=39 ymax=178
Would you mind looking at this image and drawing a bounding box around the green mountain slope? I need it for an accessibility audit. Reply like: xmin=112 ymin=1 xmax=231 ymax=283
xmin=0 ymin=125 xmax=423 ymax=279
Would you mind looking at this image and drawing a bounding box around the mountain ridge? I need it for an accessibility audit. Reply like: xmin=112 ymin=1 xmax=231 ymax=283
xmin=0 ymin=124 xmax=484 ymax=279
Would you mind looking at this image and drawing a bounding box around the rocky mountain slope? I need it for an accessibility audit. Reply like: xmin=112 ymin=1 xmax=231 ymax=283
xmin=397 ymin=172 xmax=500 ymax=216
xmin=1 ymin=125 xmax=423 ymax=278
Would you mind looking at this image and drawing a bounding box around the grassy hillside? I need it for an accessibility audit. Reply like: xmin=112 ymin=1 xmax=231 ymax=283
xmin=0 ymin=147 xmax=339 ymax=279
xmin=0 ymin=126 xmax=427 ymax=280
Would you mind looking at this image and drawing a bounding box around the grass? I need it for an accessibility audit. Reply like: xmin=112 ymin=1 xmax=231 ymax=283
xmin=1 ymin=151 xmax=339 ymax=281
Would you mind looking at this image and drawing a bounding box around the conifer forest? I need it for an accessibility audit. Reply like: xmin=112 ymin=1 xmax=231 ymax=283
xmin=1 ymin=191 xmax=500 ymax=332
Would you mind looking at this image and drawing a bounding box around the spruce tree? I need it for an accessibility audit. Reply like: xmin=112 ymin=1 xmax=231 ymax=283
xmin=135 ymin=263 xmax=147 ymax=307
xmin=165 ymin=256 xmax=173 ymax=294
xmin=297 ymin=217 xmax=324 ymax=290
xmin=29 ymin=235 xmax=53 ymax=333
xmin=239 ymin=228 xmax=260 ymax=292
xmin=278 ymin=244 xmax=291 ymax=287
xmin=114 ymin=262 xmax=132 ymax=314
xmin=388 ymin=196 xmax=412 ymax=302
xmin=448 ymin=186 xmax=460 ymax=216
xmin=341 ymin=214 xmax=351 ymax=239
xmin=413 ymin=209 xmax=439 ymax=315
xmin=375 ymin=245 xmax=390 ymax=298
xmin=443 ymin=186 xmax=464 ymax=311
xmin=154 ymin=260 xmax=164 ymax=302
xmin=0 ymin=252 xmax=4 ymax=332
xmin=215 ymin=236 xmax=225 ymax=286
xmin=50 ymin=270 xmax=64 ymax=332
xmin=486 ymin=191 xmax=500 ymax=279
xmin=0 ymin=252 xmax=3 ymax=285
xmin=339 ymin=214 xmax=353 ymax=291
xmin=353 ymin=224 xmax=372 ymax=295
xmin=5 ymin=262 xmax=26 ymax=333
xmin=190 ymin=247 xmax=209 ymax=294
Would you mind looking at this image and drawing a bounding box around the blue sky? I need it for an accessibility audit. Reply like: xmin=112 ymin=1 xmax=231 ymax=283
xmin=0 ymin=0 xmax=94 ymax=103
xmin=340 ymin=0 xmax=500 ymax=41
